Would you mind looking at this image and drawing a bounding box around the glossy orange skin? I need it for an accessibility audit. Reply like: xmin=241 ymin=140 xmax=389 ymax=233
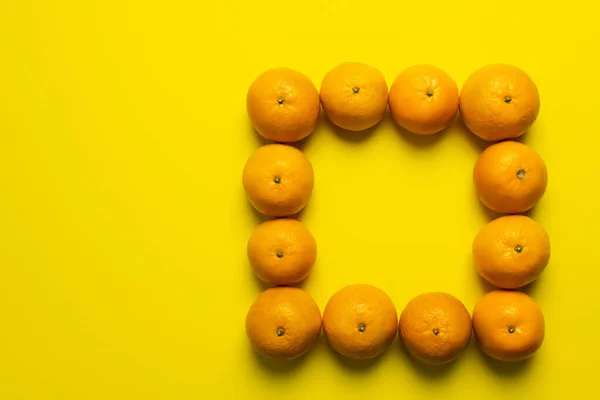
xmin=247 ymin=218 xmax=317 ymax=286
xmin=460 ymin=64 xmax=540 ymax=141
xmin=323 ymin=284 xmax=397 ymax=359
xmin=473 ymin=215 xmax=550 ymax=289
xmin=399 ymin=292 xmax=472 ymax=364
xmin=473 ymin=290 xmax=545 ymax=362
xmin=389 ymin=65 xmax=459 ymax=135
xmin=473 ymin=141 xmax=547 ymax=214
xmin=242 ymin=144 xmax=314 ymax=217
xmin=320 ymin=62 xmax=388 ymax=131
xmin=246 ymin=287 xmax=322 ymax=360
xmin=247 ymin=68 xmax=320 ymax=143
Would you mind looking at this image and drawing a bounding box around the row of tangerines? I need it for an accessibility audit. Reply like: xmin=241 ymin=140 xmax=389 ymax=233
xmin=247 ymin=286 xmax=543 ymax=362
xmin=242 ymin=62 xmax=548 ymax=364
xmin=247 ymin=63 xmax=539 ymax=141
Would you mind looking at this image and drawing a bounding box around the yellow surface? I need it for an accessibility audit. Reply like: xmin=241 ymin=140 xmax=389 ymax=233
xmin=0 ymin=1 xmax=598 ymax=399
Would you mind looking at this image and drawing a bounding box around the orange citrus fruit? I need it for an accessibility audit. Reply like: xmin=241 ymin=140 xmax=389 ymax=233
xmin=460 ymin=64 xmax=540 ymax=141
xmin=398 ymin=292 xmax=472 ymax=364
xmin=473 ymin=141 xmax=548 ymax=214
xmin=388 ymin=64 xmax=459 ymax=135
xmin=247 ymin=218 xmax=317 ymax=286
xmin=473 ymin=290 xmax=545 ymax=362
xmin=473 ymin=215 xmax=550 ymax=289
xmin=323 ymin=284 xmax=397 ymax=359
xmin=247 ymin=68 xmax=320 ymax=143
xmin=242 ymin=144 xmax=314 ymax=217
xmin=246 ymin=287 xmax=322 ymax=360
xmin=319 ymin=62 xmax=388 ymax=131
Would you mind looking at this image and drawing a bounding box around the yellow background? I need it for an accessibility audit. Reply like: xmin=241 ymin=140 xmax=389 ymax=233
xmin=1 ymin=1 xmax=598 ymax=399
